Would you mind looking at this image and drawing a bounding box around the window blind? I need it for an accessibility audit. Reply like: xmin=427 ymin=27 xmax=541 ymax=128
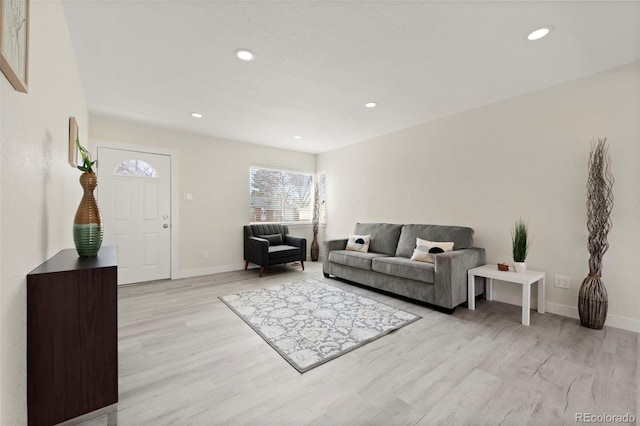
xmin=250 ymin=167 xmax=313 ymax=223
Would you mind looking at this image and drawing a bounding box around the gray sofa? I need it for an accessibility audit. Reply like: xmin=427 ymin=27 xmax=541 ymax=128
xmin=323 ymin=223 xmax=485 ymax=311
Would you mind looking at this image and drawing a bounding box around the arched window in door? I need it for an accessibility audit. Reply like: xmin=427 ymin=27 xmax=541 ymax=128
xmin=113 ymin=159 xmax=158 ymax=177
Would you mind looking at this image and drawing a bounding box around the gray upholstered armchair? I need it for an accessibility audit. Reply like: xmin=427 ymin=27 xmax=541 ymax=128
xmin=243 ymin=224 xmax=307 ymax=277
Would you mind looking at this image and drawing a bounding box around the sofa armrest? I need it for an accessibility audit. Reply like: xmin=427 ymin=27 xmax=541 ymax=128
xmin=322 ymin=238 xmax=348 ymax=275
xmin=434 ymin=247 xmax=486 ymax=309
xmin=284 ymin=234 xmax=304 ymax=247
xmin=244 ymin=236 xmax=269 ymax=267
xmin=284 ymin=235 xmax=307 ymax=261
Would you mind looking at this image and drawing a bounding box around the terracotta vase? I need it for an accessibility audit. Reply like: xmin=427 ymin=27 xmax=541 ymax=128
xmin=73 ymin=173 xmax=103 ymax=257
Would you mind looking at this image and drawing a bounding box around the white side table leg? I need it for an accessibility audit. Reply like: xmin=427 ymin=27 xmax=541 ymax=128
xmin=468 ymin=273 xmax=475 ymax=310
xmin=522 ymin=282 xmax=531 ymax=326
xmin=538 ymin=275 xmax=546 ymax=314
xmin=486 ymin=278 xmax=493 ymax=301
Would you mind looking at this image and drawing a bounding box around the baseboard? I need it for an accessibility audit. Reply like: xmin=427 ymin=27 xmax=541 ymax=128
xmin=490 ymin=290 xmax=540 ymax=309
xmin=173 ymin=263 xmax=246 ymax=279
xmin=491 ymin=291 xmax=640 ymax=333
xmin=544 ymin=302 xmax=640 ymax=333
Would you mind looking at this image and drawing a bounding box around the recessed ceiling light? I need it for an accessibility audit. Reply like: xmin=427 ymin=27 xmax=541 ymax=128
xmin=293 ymin=135 xmax=302 ymax=140
xmin=190 ymin=112 xmax=203 ymax=118
xmin=527 ymin=26 xmax=552 ymax=41
xmin=365 ymin=102 xmax=377 ymax=108
xmin=235 ymin=49 xmax=255 ymax=61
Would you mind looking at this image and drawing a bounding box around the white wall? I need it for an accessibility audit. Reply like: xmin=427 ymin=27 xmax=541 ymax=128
xmin=0 ymin=1 xmax=88 ymax=423
xmin=318 ymin=63 xmax=640 ymax=329
xmin=89 ymin=114 xmax=316 ymax=276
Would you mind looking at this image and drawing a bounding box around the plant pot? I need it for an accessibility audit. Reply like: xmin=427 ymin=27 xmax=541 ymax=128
xmin=513 ymin=262 xmax=527 ymax=273
xmin=73 ymin=173 xmax=104 ymax=257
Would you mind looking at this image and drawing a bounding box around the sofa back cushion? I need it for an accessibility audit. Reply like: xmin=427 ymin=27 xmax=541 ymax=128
xmin=396 ymin=224 xmax=474 ymax=257
xmin=245 ymin=224 xmax=288 ymax=240
xmin=353 ymin=223 xmax=403 ymax=256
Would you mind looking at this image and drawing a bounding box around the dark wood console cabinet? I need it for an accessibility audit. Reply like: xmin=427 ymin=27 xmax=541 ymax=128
xmin=27 ymin=247 xmax=118 ymax=426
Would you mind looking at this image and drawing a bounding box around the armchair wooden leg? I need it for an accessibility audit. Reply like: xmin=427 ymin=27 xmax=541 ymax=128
xmin=301 ymin=261 xmax=305 ymax=271
xmin=259 ymin=267 xmax=265 ymax=277
xmin=244 ymin=260 xmax=249 ymax=270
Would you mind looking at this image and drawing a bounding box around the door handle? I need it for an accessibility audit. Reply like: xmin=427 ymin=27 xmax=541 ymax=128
xmin=163 ymin=223 xmax=169 ymax=229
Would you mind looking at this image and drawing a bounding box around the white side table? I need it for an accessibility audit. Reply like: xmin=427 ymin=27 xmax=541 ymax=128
xmin=467 ymin=264 xmax=545 ymax=326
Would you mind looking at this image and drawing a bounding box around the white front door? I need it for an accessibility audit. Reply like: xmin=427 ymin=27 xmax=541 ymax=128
xmin=97 ymin=147 xmax=171 ymax=284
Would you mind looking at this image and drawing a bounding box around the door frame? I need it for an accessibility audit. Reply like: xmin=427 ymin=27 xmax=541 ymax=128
xmin=93 ymin=138 xmax=180 ymax=281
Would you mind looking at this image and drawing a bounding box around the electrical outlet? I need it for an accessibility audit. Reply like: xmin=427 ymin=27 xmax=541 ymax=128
xmin=184 ymin=193 xmax=193 ymax=201
xmin=203 ymin=250 xmax=209 ymax=259
xmin=555 ymin=275 xmax=571 ymax=289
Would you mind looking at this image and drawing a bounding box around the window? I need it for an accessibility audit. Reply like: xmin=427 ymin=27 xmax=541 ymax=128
xmin=319 ymin=173 xmax=326 ymax=224
xmin=113 ymin=159 xmax=158 ymax=177
xmin=250 ymin=167 xmax=313 ymax=223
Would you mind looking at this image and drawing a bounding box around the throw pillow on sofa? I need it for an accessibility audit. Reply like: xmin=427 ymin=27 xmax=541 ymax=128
xmin=258 ymin=234 xmax=283 ymax=245
xmin=411 ymin=238 xmax=454 ymax=263
xmin=346 ymin=234 xmax=371 ymax=253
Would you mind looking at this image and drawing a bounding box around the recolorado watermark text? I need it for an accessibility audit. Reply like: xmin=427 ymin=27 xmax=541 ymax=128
xmin=576 ymin=413 xmax=636 ymax=423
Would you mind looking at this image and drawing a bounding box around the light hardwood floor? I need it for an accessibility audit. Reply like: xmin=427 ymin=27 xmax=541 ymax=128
xmin=67 ymin=262 xmax=638 ymax=426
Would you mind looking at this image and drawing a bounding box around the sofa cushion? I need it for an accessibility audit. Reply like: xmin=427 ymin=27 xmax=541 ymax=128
xmin=372 ymin=257 xmax=435 ymax=284
xmin=353 ymin=223 xmax=403 ymax=256
xmin=268 ymin=245 xmax=300 ymax=259
xmin=328 ymin=250 xmax=389 ymax=271
xmin=258 ymin=233 xmax=283 ymax=246
xmin=396 ymin=224 xmax=474 ymax=257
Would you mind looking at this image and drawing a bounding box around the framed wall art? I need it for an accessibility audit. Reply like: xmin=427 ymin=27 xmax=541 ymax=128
xmin=0 ymin=0 xmax=29 ymax=93
xmin=68 ymin=117 xmax=79 ymax=168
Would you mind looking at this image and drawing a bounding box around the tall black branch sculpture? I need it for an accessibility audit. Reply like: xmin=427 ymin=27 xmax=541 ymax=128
xmin=310 ymin=182 xmax=320 ymax=261
xmin=578 ymin=138 xmax=614 ymax=329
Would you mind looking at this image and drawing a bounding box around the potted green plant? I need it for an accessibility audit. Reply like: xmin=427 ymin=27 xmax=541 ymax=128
xmin=75 ymin=137 xmax=96 ymax=173
xmin=511 ymin=218 xmax=530 ymax=273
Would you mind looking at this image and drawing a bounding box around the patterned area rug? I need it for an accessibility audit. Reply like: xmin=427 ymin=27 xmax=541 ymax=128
xmin=219 ymin=279 xmax=421 ymax=373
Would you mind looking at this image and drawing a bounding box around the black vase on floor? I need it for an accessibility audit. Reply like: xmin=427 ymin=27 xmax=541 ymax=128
xmin=310 ymin=234 xmax=319 ymax=261
xmin=578 ymin=273 xmax=608 ymax=329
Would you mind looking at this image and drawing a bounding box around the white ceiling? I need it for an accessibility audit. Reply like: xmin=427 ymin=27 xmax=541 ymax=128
xmin=62 ymin=1 xmax=639 ymax=154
